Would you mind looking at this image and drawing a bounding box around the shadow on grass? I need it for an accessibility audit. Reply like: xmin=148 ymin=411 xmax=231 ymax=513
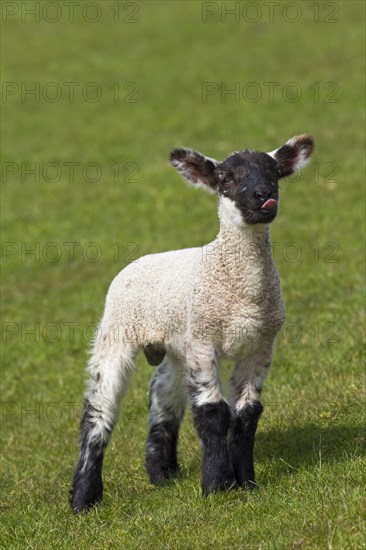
xmin=256 ymin=422 xmax=365 ymax=475
xmin=181 ymin=422 xmax=365 ymax=481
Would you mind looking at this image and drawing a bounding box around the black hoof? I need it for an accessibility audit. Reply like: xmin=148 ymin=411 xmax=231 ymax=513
xmin=145 ymin=423 xmax=180 ymax=485
xmin=240 ymin=479 xmax=256 ymax=491
xmin=201 ymin=467 xmax=237 ymax=496
xmin=70 ymin=481 xmax=103 ymax=513
xmin=69 ymin=466 xmax=103 ymax=513
xmin=146 ymin=455 xmax=179 ymax=485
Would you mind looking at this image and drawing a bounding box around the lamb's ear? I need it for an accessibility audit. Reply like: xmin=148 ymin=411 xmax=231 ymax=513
xmin=268 ymin=135 xmax=314 ymax=178
xmin=170 ymin=148 xmax=218 ymax=193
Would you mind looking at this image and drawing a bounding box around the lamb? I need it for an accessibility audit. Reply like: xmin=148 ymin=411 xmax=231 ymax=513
xmin=70 ymin=134 xmax=314 ymax=513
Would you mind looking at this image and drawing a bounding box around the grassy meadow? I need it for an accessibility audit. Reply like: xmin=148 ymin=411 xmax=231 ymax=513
xmin=1 ymin=1 xmax=365 ymax=548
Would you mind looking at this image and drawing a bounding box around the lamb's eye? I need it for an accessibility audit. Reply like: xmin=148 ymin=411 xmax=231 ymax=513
xmin=220 ymin=173 xmax=233 ymax=185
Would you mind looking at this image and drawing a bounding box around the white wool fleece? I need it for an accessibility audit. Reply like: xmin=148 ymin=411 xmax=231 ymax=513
xmin=97 ymin=196 xmax=285 ymax=365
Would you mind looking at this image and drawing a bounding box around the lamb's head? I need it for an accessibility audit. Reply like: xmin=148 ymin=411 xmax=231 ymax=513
xmin=170 ymin=135 xmax=314 ymax=227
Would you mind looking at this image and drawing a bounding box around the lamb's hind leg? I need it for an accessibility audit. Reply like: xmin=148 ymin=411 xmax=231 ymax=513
xmin=146 ymin=354 xmax=187 ymax=484
xmin=229 ymin=351 xmax=271 ymax=490
xmin=70 ymin=335 xmax=136 ymax=513
xmin=187 ymin=343 xmax=235 ymax=496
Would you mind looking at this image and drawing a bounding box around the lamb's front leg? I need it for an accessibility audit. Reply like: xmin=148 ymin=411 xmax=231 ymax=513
xmin=229 ymin=352 xmax=271 ymax=489
xmin=187 ymin=344 xmax=236 ymax=495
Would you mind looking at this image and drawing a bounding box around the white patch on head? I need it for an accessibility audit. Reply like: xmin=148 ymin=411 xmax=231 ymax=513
xmin=220 ymin=196 xmax=246 ymax=229
xmin=267 ymin=148 xmax=278 ymax=160
xmin=205 ymin=155 xmax=219 ymax=165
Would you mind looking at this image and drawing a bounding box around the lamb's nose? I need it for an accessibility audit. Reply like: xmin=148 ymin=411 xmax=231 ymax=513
xmin=254 ymin=190 xmax=271 ymax=200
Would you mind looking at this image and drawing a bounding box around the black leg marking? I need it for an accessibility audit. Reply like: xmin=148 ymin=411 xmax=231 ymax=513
xmin=145 ymin=361 xmax=186 ymax=485
xmin=229 ymin=401 xmax=263 ymax=489
xmin=146 ymin=420 xmax=180 ymax=484
xmin=70 ymin=400 xmax=108 ymax=513
xmin=192 ymin=401 xmax=236 ymax=495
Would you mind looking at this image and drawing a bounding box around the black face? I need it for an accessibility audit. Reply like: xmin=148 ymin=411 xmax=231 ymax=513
xmin=216 ymin=151 xmax=280 ymax=225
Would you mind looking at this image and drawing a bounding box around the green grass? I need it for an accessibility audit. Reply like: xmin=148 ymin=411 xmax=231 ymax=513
xmin=1 ymin=1 xmax=365 ymax=548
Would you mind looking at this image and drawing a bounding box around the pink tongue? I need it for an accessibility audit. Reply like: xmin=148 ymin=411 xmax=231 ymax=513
xmin=261 ymin=199 xmax=278 ymax=210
